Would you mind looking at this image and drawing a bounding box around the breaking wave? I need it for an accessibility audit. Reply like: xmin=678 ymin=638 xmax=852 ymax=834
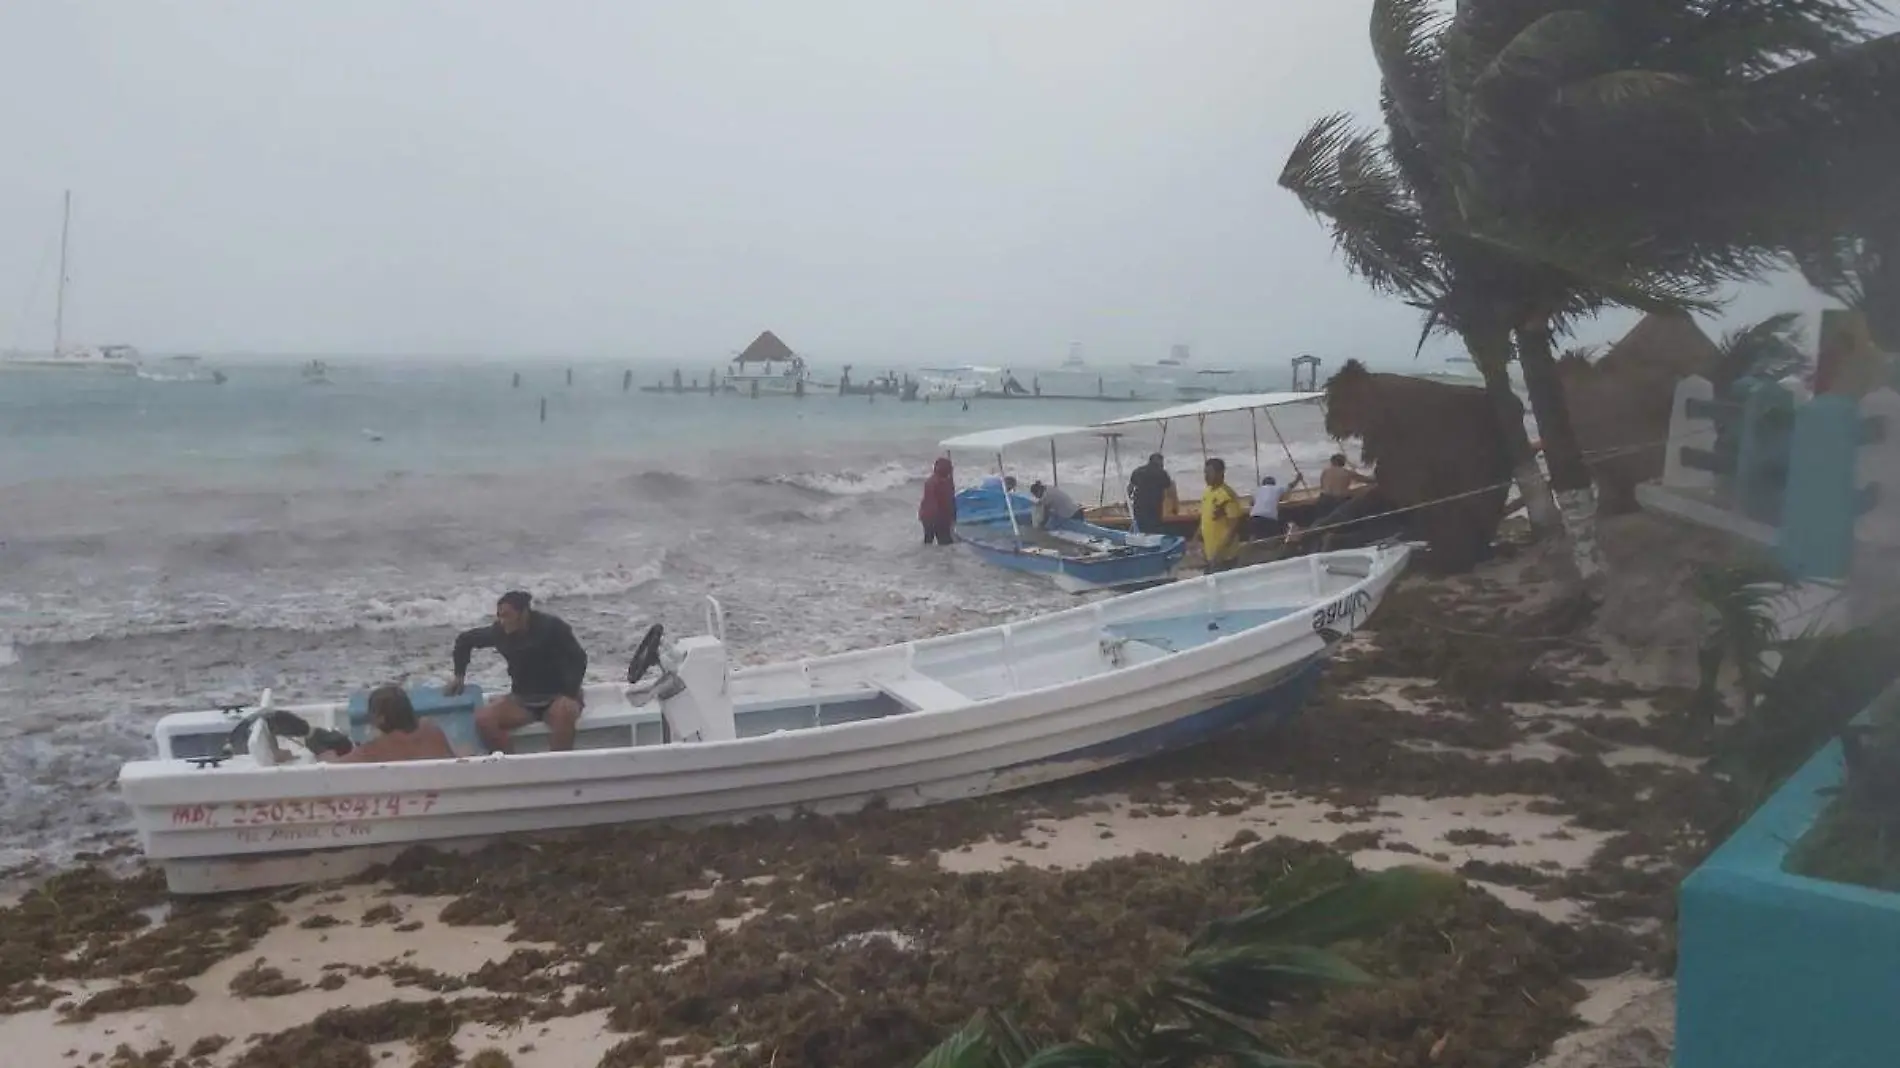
xmin=767 ymin=461 xmax=919 ymax=497
xmin=4 ymin=557 xmax=666 ymax=647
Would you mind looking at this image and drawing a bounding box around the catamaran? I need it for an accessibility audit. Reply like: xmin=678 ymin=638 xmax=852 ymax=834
xmin=1 ymin=191 xmax=142 ymax=375
xmin=120 ymin=543 xmax=1412 ymax=893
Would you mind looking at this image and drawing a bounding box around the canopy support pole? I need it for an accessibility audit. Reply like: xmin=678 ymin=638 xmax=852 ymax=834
xmin=1249 ymin=409 xmax=1263 ymax=489
xmin=1263 ymin=407 xmax=1306 ymax=487
xmin=997 ymin=450 xmax=1022 ymax=544
xmin=1197 ymin=414 xmax=1208 ymax=460
xmin=1050 ymin=440 xmax=1058 ymax=487
xmin=1098 ymin=436 xmax=1110 ymax=506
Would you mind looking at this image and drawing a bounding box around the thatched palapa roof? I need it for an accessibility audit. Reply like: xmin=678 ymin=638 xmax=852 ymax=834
xmin=1593 ymin=312 xmax=1720 ymax=378
xmin=734 ymin=330 xmax=797 ymax=364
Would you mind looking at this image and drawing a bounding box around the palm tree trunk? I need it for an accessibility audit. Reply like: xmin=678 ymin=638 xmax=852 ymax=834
xmin=1515 ymin=321 xmax=1605 ymax=584
xmin=1463 ymin=327 xmax=1565 ymax=541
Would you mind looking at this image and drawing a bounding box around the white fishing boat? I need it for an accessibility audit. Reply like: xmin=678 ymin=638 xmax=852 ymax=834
xmin=119 ymin=544 xmax=1412 ymax=893
xmin=302 ymin=359 xmax=332 ymax=384
xmin=0 ymin=191 xmax=142 ymax=375
xmin=916 ymin=364 xmax=1002 ymax=400
xmin=1131 ymin=344 xmax=1255 ymax=400
xmin=137 ymin=354 xmax=225 ymax=384
xmin=1020 ymin=344 xmax=1173 ymax=402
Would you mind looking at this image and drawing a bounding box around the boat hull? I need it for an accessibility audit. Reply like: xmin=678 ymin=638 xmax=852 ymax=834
xmin=952 ymin=488 xmax=1188 ymax=591
xmin=0 ymin=358 xmax=139 ymax=374
xmin=957 ymin=533 xmax=1185 ymax=592
xmin=147 ymin=660 xmax=1327 ymax=893
xmin=120 ymin=546 xmax=1408 ymax=893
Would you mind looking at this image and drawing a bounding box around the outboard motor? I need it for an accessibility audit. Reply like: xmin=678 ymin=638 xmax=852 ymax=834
xmin=245 ymin=689 xmax=281 ymax=766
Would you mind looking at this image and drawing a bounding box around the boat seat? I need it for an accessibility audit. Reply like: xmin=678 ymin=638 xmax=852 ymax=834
xmin=510 ymin=698 xmax=654 ymax=751
xmin=1100 ymin=608 xmax=1299 ymax=654
xmin=879 ymin=675 xmax=969 ymax=713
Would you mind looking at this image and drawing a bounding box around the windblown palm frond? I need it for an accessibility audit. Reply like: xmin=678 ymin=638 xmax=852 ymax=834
xmin=1454 ymin=4 xmax=1900 ymax=277
xmin=1370 ymin=0 xmax=1451 ymax=145
xmin=1692 ymin=556 xmax=1797 ymax=720
xmin=1712 ymin=311 xmax=1811 ymax=391
xmin=1279 ymin=115 xmax=1439 ymax=302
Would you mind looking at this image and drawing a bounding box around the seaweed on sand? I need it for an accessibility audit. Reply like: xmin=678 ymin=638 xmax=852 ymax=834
xmin=228 ymin=958 xmax=308 ymax=998
xmin=386 ymin=839 xmax=1602 ymax=1068
xmin=229 ymin=996 xmax=531 ymax=1068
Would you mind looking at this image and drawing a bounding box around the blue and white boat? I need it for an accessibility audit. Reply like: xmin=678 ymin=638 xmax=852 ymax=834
xmin=941 ymin=426 xmax=1189 ymax=593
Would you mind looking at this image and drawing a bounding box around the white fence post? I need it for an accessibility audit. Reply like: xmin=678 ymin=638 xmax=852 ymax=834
xmin=1663 ymin=376 xmax=1718 ymax=492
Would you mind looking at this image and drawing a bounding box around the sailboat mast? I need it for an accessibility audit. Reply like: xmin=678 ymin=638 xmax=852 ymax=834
xmin=53 ymin=190 xmax=71 ymax=356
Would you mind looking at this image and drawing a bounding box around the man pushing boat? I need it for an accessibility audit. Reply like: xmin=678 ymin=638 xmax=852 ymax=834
xmin=444 ymin=590 xmax=590 ymax=753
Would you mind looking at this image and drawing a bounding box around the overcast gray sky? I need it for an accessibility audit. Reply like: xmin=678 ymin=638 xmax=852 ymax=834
xmin=0 ymin=1 xmax=1826 ymax=366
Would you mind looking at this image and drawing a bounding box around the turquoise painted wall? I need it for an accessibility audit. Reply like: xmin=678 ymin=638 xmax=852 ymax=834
xmin=1776 ymin=395 xmax=1864 ymax=580
xmin=1676 ymin=692 xmax=1900 ymax=1068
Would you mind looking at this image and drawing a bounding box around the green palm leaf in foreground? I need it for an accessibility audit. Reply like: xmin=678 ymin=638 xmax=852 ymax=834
xmin=907 ymin=865 xmax=1461 ymax=1068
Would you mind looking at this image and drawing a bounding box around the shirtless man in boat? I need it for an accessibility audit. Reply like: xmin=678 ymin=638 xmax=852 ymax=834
xmin=319 ymin=685 xmax=456 ymax=763
xmin=444 ymin=591 xmax=590 ymax=753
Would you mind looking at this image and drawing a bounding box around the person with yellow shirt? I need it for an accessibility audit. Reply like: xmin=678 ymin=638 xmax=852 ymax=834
xmin=1198 ymin=457 xmax=1246 ymax=572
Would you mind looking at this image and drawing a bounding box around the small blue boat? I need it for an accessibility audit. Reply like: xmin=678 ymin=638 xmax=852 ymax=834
xmin=940 ymin=426 xmax=1188 ymax=593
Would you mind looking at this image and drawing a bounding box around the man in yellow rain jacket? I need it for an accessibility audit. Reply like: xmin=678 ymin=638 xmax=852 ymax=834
xmin=1199 ymin=457 xmax=1245 ymax=572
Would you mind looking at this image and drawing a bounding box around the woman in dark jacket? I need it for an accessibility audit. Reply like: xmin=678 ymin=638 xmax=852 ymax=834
xmin=919 ymin=457 xmax=957 ymax=545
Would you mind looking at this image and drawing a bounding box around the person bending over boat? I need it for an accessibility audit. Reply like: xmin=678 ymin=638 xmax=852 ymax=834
xmin=445 ymin=591 xmax=589 ymax=753
xmin=1315 ymin=453 xmax=1372 ymax=516
xmin=320 ymin=685 xmax=456 ymax=763
xmin=1199 ymin=458 xmax=1245 ymax=572
xmin=1248 ymin=475 xmax=1287 ymax=541
xmin=919 ymin=457 xmax=957 ymax=545
xmin=1029 ymin=481 xmax=1083 ymax=529
xmin=1127 ymin=453 xmax=1174 ymax=533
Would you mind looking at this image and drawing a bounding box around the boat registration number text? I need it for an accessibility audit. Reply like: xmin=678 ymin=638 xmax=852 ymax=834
xmin=169 ymin=792 xmax=439 ymax=829
xmin=1311 ymin=590 xmax=1373 ymax=633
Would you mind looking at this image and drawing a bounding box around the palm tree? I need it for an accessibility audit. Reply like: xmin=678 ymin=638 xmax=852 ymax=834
xmin=1279 ymin=2 xmax=1713 ymax=574
xmin=909 ymin=865 xmax=1459 ymax=1068
xmin=1286 ymin=0 xmax=1900 ymax=580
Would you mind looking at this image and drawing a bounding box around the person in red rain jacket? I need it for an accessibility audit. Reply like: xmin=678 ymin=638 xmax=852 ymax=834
xmin=919 ymin=457 xmax=957 ymax=545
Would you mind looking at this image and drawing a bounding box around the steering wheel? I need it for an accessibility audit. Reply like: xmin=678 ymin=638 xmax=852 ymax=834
xmin=627 ymin=623 xmax=666 ymax=685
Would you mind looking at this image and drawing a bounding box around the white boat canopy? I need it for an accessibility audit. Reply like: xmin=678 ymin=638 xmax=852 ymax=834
xmin=1091 ymin=390 xmax=1327 ymax=490
xmin=1091 ymin=391 xmax=1323 ymax=428
xmin=938 ymin=425 xmax=1094 ymax=451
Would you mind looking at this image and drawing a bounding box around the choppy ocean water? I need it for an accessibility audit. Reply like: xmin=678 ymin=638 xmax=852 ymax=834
xmin=0 ymin=356 xmax=1341 ymax=871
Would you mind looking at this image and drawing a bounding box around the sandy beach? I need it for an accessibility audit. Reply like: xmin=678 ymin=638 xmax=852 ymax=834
xmin=0 ymin=514 xmax=1734 ymax=1068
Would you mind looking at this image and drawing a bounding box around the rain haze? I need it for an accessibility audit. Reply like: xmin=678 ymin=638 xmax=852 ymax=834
xmin=1 ymin=0 xmax=1825 ymax=365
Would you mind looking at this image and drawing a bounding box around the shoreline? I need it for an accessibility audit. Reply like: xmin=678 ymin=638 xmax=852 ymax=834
xmin=0 ymin=513 xmax=1731 ymax=1068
